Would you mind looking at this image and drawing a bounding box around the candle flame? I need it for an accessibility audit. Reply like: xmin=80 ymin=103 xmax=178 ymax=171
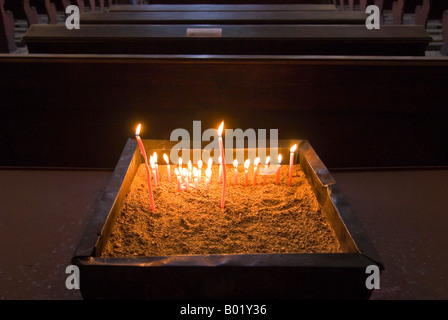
xmin=179 ymin=158 xmax=182 ymax=166
xmin=218 ymin=121 xmax=224 ymax=137
xmin=198 ymin=160 xmax=203 ymax=169
xmin=290 ymin=144 xmax=297 ymax=153
xmin=149 ymin=155 xmax=155 ymax=168
xmin=244 ymin=159 xmax=250 ymax=169
xmin=233 ymin=159 xmax=238 ymax=168
xmin=218 ymin=156 xmax=222 ymax=164
xmin=278 ymin=154 xmax=282 ymax=164
xmin=206 ymin=167 xmax=212 ymax=178
xmin=163 ymin=153 xmax=169 ymax=164
xmin=254 ymin=157 xmax=260 ymax=166
xmin=175 ymin=167 xmax=180 ymax=175
xmin=193 ymin=166 xmax=198 ymax=176
xmin=207 ymin=158 xmax=213 ymax=168
xmin=135 ymin=123 xmax=142 ymax=136
xmin=153 ymin=152 xmax=157 ymax=162
xmin=188 ymin=160 xmax=192 ymax=170
xmin=182 ymin=168 xmax=188 ymax=176
xmin=265 ymin=156 xmax=270 ymax=165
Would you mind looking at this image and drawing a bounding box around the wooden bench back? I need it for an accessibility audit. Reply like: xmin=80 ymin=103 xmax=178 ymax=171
xmin=0 ymin=55 xmax=447 ymax=169
xmin=0 ymin=0 xmax=17 ymax=53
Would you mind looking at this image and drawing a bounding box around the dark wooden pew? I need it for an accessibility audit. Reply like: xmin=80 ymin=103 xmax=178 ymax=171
xmin=24 ymin=0 xmax=39 ymax=26
xmin=45 ymin=0 xmax=57 ymax=25
xmin=414 ymin=0 xmax=430 ymax=27
xmin=392 ymin=0 xmax=404 ymax=25
xmin=109 ymin=4 xmax=338 ymax=12
xmin=0 ymin=0 xmax=17 ymax=53
xmin=441 ymin=10 xmax=448 ymax=56
xmin=0 ymin=54 xmax=447 ymax=169
xmin=79 ymin=11 xmax=368 ymax=25
xmin=23 ymin=24 xmax=432 ymax=56
xmin=137 ymin=0 xmax=333 ymax=3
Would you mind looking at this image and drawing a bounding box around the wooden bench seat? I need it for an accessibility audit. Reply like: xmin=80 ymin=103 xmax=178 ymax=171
xmin=79 ymin=10 xmax=367 ymax=25
xmin=23 ymin=24 xmax=432 ymax=56
xmin=109 ymin=4 xmax=338 ymax=12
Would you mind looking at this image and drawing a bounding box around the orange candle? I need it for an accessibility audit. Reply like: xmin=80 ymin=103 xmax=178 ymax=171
xmin=253 ymin=157 xmax=260 ymax=186
xmin=205 ymin=167 xmax=211 ymax=190
xmin=163 ymin=153 xmax=171 ymax=183
xmin=207 ymin=158 xmax=213 ymax=183
xmin=175 ymin=167 xmax=182 ymax=191
xmin=153 ymin=152 xmax=159 ymax=181
xmin=263 ymin=156 xmax=270 ymax=185
xmin=289 ymin=144 xmax=297 ymax=186
xmin=134 ymin=124 xmax=155 ymax=210
xmin=275 ymin=154 xmax=282 ymax=185
xmin=182 ymin=168 xmax=189 ymax=191
xmin=244 ymin=159 xmax=250 ymax=186
xmin=149 ymin=155 xmax=157 ymax=188
xmin=198 ymin=160 xmax=203 ymax=184
xmin=188 ymin=160 xmax=192 ymax=182
xmin=233 ymin=159 xmax=238 ymax=185
xmin=193 ymin=166 xmax=199 ymax=189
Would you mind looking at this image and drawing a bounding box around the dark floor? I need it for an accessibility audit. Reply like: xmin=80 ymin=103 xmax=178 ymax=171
xmin=1 ymin=167 xmax=447 ymax=300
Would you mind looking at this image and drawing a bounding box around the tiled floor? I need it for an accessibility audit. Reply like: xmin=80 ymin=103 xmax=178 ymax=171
xmin=1 ymin=167 xmax=447 ymax=300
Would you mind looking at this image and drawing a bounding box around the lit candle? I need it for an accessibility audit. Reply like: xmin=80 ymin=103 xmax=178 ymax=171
xmin=205 ymin=167 xmax=211 ymax=190
xmin=275 ymin=154 xmax=282 ymax=185
xmin=233 ymin=159 xmax=238 ymax=185
xmin=153 ymin=152 xmax=159 ymax=181
xmin=207 ymin=158 xmax=213 ymax=183
xmin=244 ymin=159 xmax=250 ymax=186
xmin=182 ymin=168 xmax=189 ymax=191
xmin=149 ymin=155 xmax=157 ymax=188
xmin=175 ymin=167 xmax=182 ymax=191
xmin=218 ymin=156 xmax=222 ymax=184
xmin=263 ymin=156 xmax=270 ymax=186
xmin=163 ymin=153 xmax=171 ymax=183
xmin=188 ymin=160 xmax=192 ymax=182
xmin=289 ymin=144 xmax=297 ymax=186
xmin=134 ymin=124 xmax=155 ymax=210
xmin=197 ymin=160 xmax=203 ymax=184
xmin=218 ymin=121 xmax=226 ymax=208
xmin=193 ymin=166 xmax=199 ymax=189
xmin=253 ymin=157 xmax=260 ymax=186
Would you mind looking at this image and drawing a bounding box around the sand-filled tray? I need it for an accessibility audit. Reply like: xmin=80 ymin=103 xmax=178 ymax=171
xmin=72 ymin=139 xmax=383 ymax=300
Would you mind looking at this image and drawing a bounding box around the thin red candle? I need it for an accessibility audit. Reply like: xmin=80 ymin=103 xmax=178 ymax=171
xmin=193 ymin=166 xmax=199 ymax=189
xmin=207 ymin=158 xmax=213 ymax=184
xmin=135 ymin=124 xmax=155 ymax=210
xmin=163 ymin=153 xmax=171 ymax=183
xmin=175 ymin=168 xmax=182 ymax=191
xmin=289 ymin=144 xmax=297 ymax=186
xmin=150 ymin=156 xmax=157 ymax=188
xmin=263 ymin=156 xmax=270 ymax=186
xmin=275 ymin=154 xmax=282 ymax=185
xmin=218 ymin=156 xmax=222 ymax=184
xmin=198 ymin=160 xmax=203 ymax=184
xmin=153 ymin=152 xmax=159 ymax=181
xmin=244 ymin=159 xmax=250 ymax=186
xmin=253 ymin=157 xmax=260 ymax=186
xmin=218 ymin=121 xmax=226 ymax=208
xmin=205 ymin=167 xmax=211 ymax=190
xmin=233 ymin=159 xmax=238 ymax=185
xmin=182 ymin=168 xmax=189 ymax=191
